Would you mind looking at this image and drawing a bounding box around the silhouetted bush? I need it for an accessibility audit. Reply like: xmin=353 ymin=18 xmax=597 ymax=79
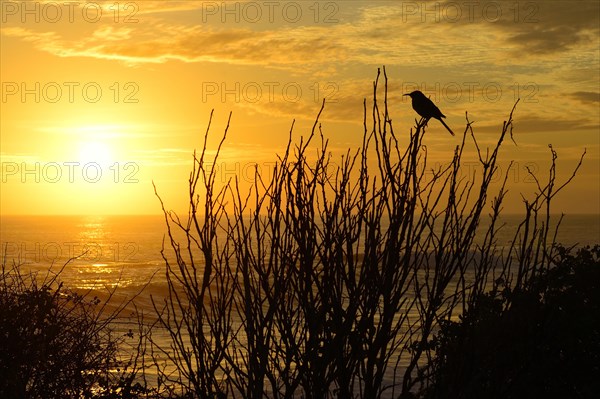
xmin=0 ymin=260 xmax=149 ymax=399
xmin=422 ymin=245 xmax=600 ymax=399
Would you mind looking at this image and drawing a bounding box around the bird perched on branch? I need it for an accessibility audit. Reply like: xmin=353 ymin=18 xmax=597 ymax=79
xmin=404 ymin=90 xmax=455 ymax=136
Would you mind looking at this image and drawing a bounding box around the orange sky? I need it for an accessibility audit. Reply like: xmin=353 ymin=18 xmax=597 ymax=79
xmin=1 ymin=0 xmax=599 ymax=215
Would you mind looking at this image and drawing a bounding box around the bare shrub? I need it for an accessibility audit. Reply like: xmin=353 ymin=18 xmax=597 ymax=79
xmin=152 ymin=67 xmax=585 ymax=398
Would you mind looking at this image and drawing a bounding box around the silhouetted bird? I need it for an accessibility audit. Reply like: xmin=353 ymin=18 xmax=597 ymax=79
xmin=404 ymin=91 xmax=455 ymax=136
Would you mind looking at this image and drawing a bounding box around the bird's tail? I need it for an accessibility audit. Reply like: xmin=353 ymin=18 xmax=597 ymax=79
xmin=438 ymin=117 xmax=455 ymax=136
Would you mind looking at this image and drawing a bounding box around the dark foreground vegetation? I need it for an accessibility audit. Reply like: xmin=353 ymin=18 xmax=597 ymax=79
xmin=422 ymin=244 xmax=600 ymax=399
xmin=1 ymin=69 xmax=597 ymax=398
xmin=0 ymin=260 xmax=147 ymax=399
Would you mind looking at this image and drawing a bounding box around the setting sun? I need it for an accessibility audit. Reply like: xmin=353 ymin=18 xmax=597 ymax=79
xmin=78 ymin=140 xmax=113 ymax=167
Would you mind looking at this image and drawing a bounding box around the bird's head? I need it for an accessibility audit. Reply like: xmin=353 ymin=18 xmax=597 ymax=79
xmin=403 ymin=90 xmax=425 ymax=99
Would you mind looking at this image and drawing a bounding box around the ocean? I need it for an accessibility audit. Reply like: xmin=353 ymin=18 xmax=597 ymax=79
xmin=1 ymin=215 xmax=166 ymax=293
xmin=2 ymin=214 xmax=598 ymax=297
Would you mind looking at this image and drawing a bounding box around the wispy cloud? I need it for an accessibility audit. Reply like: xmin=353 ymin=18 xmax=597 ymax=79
xmin=35 ymin=124 xmax=161 ymax=139
xmin=477 ymin=115 xmax=598 ymax=134
xmin=4 ymin=1 xmax=597 ymax=70
xmin=570 ymin=91 xmax=600 ymax=104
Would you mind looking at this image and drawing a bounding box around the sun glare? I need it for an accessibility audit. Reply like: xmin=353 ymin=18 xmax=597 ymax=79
xmin=78 ymin=141 xmax=114 ymax=166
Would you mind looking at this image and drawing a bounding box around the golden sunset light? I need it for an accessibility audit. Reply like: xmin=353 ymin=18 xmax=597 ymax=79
xmin=1 ymin=0 xmax=598 ymax=215
xmin=1 ymin=1 xmax=599 ymax=397
xmin=78 ymin=139 xmax=113 ymax=164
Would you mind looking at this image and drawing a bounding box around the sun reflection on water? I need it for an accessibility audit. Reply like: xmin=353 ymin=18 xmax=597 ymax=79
xmin=78 ymin=215 xmax=108 ymax=242
xmin=69 ymin=216 xmax=134 ymax=290
xmin=2 ymin=215 xmax=166 ymax=298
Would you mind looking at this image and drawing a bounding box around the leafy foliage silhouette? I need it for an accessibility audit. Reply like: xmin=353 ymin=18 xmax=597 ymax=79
xmin=422 ymin=245 xmax=600 ymax=399
xmin=0 ymin=259 xmax=150 ymax=399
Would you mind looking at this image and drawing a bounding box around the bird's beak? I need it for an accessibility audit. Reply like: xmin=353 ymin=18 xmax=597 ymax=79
xmin=403 ymin=93 xmax=410 ymax=96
